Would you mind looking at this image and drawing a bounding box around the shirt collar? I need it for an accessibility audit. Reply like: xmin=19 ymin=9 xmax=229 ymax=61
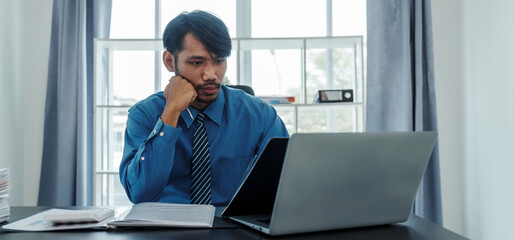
xmin=180 ymin=86 xmax=225 ymax=128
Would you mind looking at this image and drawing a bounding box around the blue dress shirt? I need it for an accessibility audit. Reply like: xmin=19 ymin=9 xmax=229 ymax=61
xmin=120 ymin=85 xmax=289 ymax=206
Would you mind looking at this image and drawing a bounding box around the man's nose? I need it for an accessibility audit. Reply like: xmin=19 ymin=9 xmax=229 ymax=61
xmin=203 ymin=63 xmax=217 ymax=81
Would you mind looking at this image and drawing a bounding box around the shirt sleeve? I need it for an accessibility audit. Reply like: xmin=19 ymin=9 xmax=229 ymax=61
xmin=119 ymin=107 xmax=182 ymax=203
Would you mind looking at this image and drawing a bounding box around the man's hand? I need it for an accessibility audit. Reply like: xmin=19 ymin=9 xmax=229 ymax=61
xmin=161 ymin=76 xmax=197 ymax=127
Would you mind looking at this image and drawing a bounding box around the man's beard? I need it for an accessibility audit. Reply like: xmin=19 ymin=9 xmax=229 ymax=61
xmin=194 ymin=82 xmax=221 ymax=103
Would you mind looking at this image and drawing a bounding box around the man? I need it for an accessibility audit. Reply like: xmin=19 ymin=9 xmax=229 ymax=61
xmin=119 ymin=10 xmax=289 ymax=207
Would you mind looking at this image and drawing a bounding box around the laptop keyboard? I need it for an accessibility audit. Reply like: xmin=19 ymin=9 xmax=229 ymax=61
xmin=256 ymin=218 xmax=271 ymax=225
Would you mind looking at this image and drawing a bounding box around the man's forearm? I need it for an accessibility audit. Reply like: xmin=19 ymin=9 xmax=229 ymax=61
xmin=120 ymin=118 xmax=182 ymax=203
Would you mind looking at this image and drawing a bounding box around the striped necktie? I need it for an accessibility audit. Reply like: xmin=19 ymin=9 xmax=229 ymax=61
xmin=191 ymin=112 xmax=212 ymax=204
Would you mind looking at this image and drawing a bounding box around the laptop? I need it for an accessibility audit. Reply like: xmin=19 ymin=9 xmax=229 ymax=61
xmin=222 ymin=132 xmax=437 ymax=236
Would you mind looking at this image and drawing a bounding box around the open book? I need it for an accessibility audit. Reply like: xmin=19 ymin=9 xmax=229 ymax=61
xmin=108 ymin=202 xmax=214 ymax=228
xmin=2 ymin=202 xmax=215 ymax=232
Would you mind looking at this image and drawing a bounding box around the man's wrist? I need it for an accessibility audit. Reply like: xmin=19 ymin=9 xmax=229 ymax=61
xmin=161 ymin=106 xmax=182 ymax=127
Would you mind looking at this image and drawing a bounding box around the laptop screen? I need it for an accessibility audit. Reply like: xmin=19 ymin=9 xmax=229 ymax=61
xmin=222 ymin=138 xmax=289 ymax=217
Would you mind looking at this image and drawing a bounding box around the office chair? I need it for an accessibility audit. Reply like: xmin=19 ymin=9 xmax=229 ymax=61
xmin=226 ymin=85 xmax=255 ymax=96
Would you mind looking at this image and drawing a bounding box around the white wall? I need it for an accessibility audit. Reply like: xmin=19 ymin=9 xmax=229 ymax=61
xmin=0 ymin=0 xmax=52 ymax=206
xmin=461 ymin=1 xmax=514 ymax=240
xmin=431 ymin=0 xmax=464 ymax=235
xmin=433 ymin=1 xmax=514 ymax=239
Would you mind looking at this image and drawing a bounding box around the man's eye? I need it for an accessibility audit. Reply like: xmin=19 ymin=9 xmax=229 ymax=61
xmin=189 ymin=61 xmax=202 ymax=65
xmin=216 ymin=58 xmax=226 ymax=64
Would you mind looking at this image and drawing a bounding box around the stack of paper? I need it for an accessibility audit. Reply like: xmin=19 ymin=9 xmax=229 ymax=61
xmin=0 ymin=168 xmax=10 ymax=223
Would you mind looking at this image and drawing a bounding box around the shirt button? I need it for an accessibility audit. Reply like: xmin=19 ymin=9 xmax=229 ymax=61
xmin=159 ymin=132 xmax=164 ymax=136
xmin=153 ymin=130 xmax=156 ymax=134
xmin=141 ymin=156 xmax=145 ymax=161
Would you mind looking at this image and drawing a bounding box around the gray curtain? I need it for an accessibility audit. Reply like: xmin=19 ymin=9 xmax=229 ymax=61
xmin=366 ymin=0 xmax=442 ymax=224
xmin=38 ymin=0 xmax=112 ymax=206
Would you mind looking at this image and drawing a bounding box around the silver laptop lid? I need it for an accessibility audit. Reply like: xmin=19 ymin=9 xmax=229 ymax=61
xmin=269 ymin=132 xmax=437 ymax=236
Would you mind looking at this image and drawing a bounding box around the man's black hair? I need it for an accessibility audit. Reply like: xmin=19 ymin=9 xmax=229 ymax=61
xmin=163 ymin=10 xmax=232 ymax=58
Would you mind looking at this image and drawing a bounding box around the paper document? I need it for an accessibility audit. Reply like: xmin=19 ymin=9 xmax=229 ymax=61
xmin=2 ymin=202 xmax=215 ymax=232
xmin=0 ymin=200 xmax=9 ymax=223
xmin=0 ymin=168 xmax=9 ymax=198
xmin=108 ymin=202 xmax=215 ymax=228
xmin=2 ymin=208 xmax=115 ymax=231
xmin=0 ymin=167 xmax=10 ymax=223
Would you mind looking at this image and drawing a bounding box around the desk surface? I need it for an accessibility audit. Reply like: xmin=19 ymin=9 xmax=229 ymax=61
xmin=0 ymin=206 xmax=467 ymax=240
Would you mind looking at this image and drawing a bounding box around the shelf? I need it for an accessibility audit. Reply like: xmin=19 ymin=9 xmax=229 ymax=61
xmin=270 ymin=102 xmax=363 ymax=107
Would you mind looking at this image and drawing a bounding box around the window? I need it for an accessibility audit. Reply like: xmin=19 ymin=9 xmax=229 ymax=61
xmin=94 ymin=0 xmax=366 ymax=206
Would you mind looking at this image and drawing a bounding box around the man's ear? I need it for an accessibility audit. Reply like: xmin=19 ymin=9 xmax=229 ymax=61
xmin=162 ymin=51 xmax=175 ymax=72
